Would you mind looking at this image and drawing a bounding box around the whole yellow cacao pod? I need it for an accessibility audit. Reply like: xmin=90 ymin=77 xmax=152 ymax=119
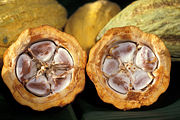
xmin=0 ymin=0 xmax=67 ymax=66
xmin=97 ymin=0 xmax=180 ymax=61
xmin=65 ymin=0 xmax=120 ymax=53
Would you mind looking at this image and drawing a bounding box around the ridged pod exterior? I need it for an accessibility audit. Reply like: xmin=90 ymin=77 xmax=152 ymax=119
xmin=0 ymin=0 xmax=67 ymax=66
xmin=97 ymin=0 xmax=180 ymax=61
xmin=65 ymin=0 xmax=120 ymax=52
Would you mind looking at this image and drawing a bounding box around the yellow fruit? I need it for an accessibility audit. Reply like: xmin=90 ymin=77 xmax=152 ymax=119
xmin=65 ymin=0 xmax=120 ymax=52
xmin=0 ymin=0 xmax=67 ymax=66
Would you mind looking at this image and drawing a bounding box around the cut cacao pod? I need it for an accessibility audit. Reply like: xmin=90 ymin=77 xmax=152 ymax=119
xmin=97 ymin=0 xmax=180 ymax=61
xmin=65 ymin=0 xmax=120 ymax=52
xmin=1 ymin=25 xmax=86 ymax=111
xmin=87 ymin=26 xmax=171 ymax=110
xmin=0 ymin=0 xmax=67 ymax=67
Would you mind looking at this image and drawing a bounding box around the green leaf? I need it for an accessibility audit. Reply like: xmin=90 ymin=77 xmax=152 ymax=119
xmin=81 ymin=100 xmax=180 ymax=120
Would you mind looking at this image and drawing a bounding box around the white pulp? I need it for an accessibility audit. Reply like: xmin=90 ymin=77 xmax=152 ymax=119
xmin=102 ymin=42 xmax=157 ymax=94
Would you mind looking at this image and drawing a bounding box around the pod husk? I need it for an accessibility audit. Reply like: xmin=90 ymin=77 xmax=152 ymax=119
xmin=87 ymin=26 xmax=171 ymax=110
xmin=1 ymin=25 xmax=86 ymax=111
xmin=0 ymin=0 xmax=67 ymax=66
xmin=97 ymin=0 xmax=180 ymax=61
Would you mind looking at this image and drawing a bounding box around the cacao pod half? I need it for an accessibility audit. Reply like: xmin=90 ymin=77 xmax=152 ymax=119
xmin=65 ymin=0 xmax=120 ymax=53
xmin=0 ymin=0 xmax=67 ymax=66
xmin=1 ymin=25 xmax=86 ymax=111
xmin=97 ymin=0 xmax=180 ymax=61
xmin=87 ymin=26 xmax=171 ymax=110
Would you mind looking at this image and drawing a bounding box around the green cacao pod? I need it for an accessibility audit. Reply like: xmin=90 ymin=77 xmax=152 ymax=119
xmin=97 ymin=0 xmax=180 ymax=61
xmin=0 ymin=0 xmax=67 ymax=66
xmin=65 ymin=0 xmax=120 ymax=52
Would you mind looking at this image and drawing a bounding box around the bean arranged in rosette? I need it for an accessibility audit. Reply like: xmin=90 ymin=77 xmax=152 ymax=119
xmin=87 ymin=26 xmax=171 ymax=110
xmin=16 ymin=40 xmax=74 ymax=96
xmin=2 ymin=26 xmax=86 ymax=111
